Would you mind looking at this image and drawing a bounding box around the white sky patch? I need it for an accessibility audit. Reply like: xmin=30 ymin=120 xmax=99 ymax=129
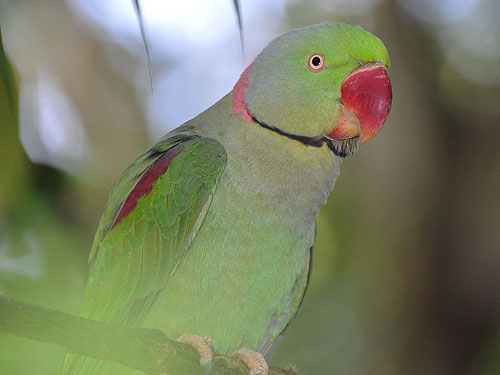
xmin=66 ymin=0 xmax=139 ymax=49
xmin=66 ymin=0 xmax=290 ymax=138
xmin=19 ymin=69 xmax=91 ymax=175
xmin=66 ymin=0 xmax=248 ymax=58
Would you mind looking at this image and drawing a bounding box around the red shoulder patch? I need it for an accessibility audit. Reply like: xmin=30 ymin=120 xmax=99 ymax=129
xmin=112 ymin=147 xmax=183 ymax=229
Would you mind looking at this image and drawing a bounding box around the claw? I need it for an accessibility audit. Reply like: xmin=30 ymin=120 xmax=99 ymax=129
xmin=231 ymin=348 xmax=269 ymax=375
xmin=177 ymin=333 xmax=214 ymax=370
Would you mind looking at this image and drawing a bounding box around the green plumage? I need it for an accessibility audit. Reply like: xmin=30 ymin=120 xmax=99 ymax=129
xmin=63 ymin=22 xmax=390 ymax=374
xmin=64 ymin=138 xmax=227 ymax=374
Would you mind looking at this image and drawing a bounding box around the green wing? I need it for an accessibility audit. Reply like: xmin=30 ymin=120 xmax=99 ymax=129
xmin=63 ymin=135 xmax=226 ymax=374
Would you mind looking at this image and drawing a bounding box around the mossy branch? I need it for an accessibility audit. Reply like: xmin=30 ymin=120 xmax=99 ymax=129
xmin=0 ymin=296 xmax=297 ymax=375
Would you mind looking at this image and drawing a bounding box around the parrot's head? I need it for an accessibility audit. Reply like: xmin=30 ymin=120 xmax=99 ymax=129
xmin=233 ymin=22 xmax=392 ymax=157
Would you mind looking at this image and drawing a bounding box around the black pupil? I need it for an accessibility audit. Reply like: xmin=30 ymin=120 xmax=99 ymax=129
xmin=311 ymin=56 xmax=321 ymax=66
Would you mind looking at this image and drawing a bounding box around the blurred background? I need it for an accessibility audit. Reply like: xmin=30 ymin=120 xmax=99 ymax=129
xmin=1 ymin=0 xmax=499 ymax=373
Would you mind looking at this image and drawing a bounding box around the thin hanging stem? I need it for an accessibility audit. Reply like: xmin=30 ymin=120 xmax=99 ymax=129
xmin=132 ymin=0 xmax=155 ymax=91
xmin=232 ymin=0 xmax=245 ymax=62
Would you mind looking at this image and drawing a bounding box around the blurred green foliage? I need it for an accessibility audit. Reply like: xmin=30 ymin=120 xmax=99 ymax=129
xmin=0 ymin=26 xmax=23 ymax=211
xmin=0 ymin=25 xmax=86 ymax=374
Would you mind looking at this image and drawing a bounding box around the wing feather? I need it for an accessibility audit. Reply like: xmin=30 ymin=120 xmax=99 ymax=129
xmin=63 ymin=135 xmax=226 ymax=374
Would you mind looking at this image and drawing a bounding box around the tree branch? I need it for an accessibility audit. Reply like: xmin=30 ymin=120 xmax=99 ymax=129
xmin=0 ymin=296 xmax=297 ymax=375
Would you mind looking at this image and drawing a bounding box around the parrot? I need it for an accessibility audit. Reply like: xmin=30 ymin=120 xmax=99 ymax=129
xmin=63 ymin=22 xmax=392 ymax=375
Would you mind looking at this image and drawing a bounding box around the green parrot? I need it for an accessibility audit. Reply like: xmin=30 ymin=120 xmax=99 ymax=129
xmin=63 ymin=22 xmax=391 ymax=374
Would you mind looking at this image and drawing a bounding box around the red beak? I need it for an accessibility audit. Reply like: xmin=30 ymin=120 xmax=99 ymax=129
xmin=327 ymin=63 xmax=392 ymax=145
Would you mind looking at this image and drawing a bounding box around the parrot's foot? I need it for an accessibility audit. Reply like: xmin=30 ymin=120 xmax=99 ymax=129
xmin=176 ymin=333 xmax=214 ymax=369
xmin=230 ymin=348 xmax=269 ymax=375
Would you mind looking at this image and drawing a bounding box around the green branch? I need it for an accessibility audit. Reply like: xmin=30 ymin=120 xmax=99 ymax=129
xmin=0 ymin=296 xmax=297 ymax=375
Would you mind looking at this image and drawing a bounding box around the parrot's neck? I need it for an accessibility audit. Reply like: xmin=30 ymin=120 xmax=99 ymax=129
xmin=232 ymin=62 xmax=358 ymax=158
xmin=180 ymin=94 xmax=342 ymax=225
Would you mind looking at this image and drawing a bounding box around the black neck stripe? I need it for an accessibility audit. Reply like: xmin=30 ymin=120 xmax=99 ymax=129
xmin=251 ymin=115 xmax=324 ymax=148
xmin=251 ymin=115 xmax=359 ymax=158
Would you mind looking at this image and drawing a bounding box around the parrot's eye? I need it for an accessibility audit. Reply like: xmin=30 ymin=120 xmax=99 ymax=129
xmin=307 ymin=53 xmax=325 ymax=72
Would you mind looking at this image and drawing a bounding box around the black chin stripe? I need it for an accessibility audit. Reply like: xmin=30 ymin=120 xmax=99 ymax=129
xmin=324 ymin=136 xmax=360 ymax=158
xmin=251 ymin=115 xmax=359 ymax=158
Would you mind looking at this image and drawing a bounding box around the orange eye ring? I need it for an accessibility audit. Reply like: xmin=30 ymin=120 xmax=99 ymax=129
xmin=307 ymin=53 xmax=325 ymax=72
